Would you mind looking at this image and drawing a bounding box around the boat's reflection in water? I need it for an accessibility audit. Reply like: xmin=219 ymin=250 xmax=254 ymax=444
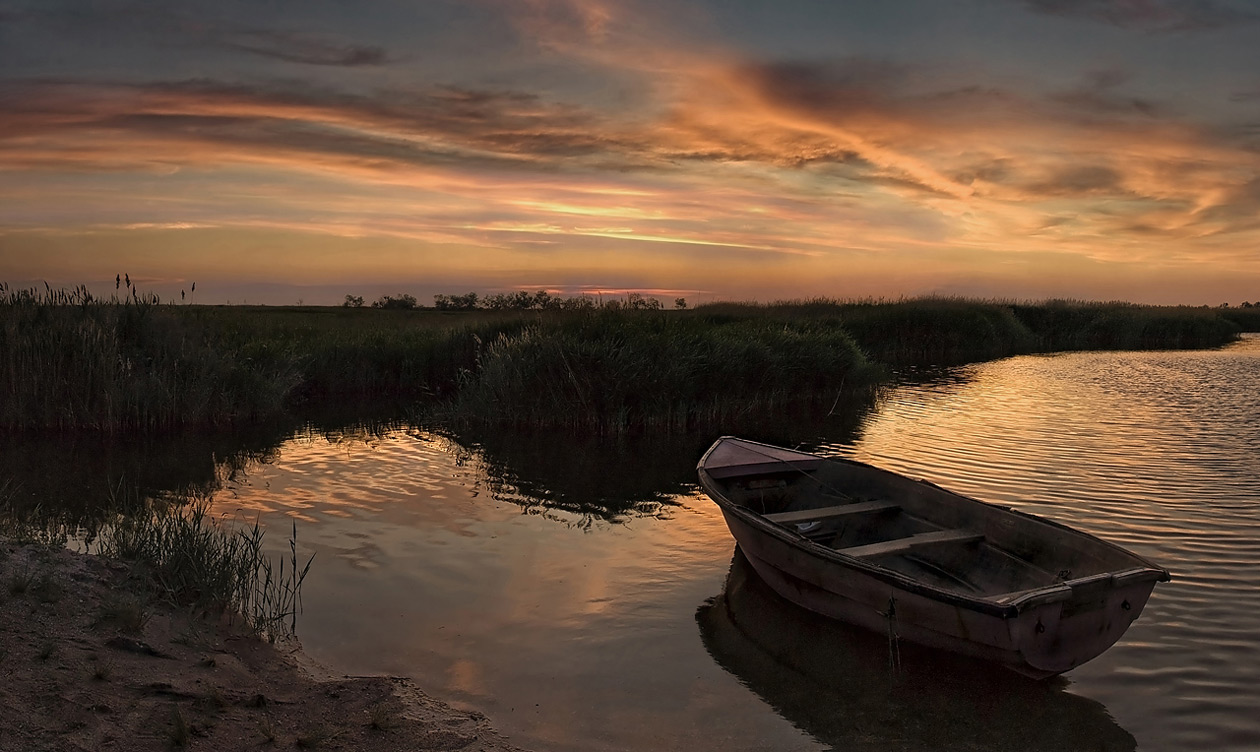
xmin=696 ymin=549 xmax=1136 ymax=752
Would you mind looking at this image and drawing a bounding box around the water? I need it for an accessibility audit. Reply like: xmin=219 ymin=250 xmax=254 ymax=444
xmin=6 ymin=335 xmax=1259 ymax=750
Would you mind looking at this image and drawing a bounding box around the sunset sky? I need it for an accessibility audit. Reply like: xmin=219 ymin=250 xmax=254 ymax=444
xmin=2 ymin=0 xmax=1259 ymax=305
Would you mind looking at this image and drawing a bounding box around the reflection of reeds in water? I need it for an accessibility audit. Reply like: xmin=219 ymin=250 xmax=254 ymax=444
xmin=696 ymin=549 xmax=1136 ymax=752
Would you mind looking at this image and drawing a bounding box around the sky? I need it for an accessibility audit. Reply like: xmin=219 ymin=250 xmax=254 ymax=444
xmin=2 ymin=0 xmax=1259 ymax=306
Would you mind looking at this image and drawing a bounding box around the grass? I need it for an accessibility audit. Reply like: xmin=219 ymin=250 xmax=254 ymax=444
xmin=96 ymin=498 xmax=313 ymax=642
xmin=256 ymin=715 xmax=278 ymax=745
xmin=90 ymin=657 xmax=114 ymax=681
xmin=1 ymin=284 xmax=1248 ymax=435
xmin=695 ymin=297 xmax=1240 ymax=366
xmin=366 ymin=702 xmax=398 ymax=731
xmin=0 ymin=285 xmax=298 ymax=433
xmin=95 ymin=592 xmax=152 ymax=634
xmin=296 ymin=725 xmax=332 ymax=748
xmin=169 ymin=705 xmax=191 ymax=747
xmin=450 ymin=309 xmax=876 ymax=433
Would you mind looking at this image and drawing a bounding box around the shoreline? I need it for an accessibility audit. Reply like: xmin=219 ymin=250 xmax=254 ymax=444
xmin=0 ymin=536 xmax=526 ymax=752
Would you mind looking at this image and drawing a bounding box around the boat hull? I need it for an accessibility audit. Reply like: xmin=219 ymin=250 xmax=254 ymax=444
xmin=723 ymin=508 xmax=1156 ymax=678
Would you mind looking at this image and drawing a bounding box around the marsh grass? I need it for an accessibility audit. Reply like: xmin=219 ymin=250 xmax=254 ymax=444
xmin=1219 ymin=307 xmax=1260 ymax=333
xmin=0 ymin=285 xmax=299 ymax=433
xmin=450 ymin=309 xmax=877 ymax=433
xmin=98 ymin=498 xmax=313 ymax=641
xmin=696 ymin=297 xmax=1239 ymax=365
xmin=3 ymin=285 xmax=1244 ymax=436
xmin=1009 ymin=300 xmax=1240 ymax=351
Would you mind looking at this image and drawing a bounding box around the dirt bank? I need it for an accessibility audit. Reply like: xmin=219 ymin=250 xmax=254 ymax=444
xmin=0 ymin=537 xmax=526 ymax=752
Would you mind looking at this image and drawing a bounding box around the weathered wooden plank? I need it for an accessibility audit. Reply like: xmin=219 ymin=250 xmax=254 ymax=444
xmin=765 ymin=500 xmax=901 ymax=525
xmin=839 ymin=529 xmax=984 ymax=558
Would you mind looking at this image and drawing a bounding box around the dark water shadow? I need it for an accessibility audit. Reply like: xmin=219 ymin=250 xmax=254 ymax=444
xmin=3 ymin=386 xmax=884 ymax=533
xmin=696 ymin=549 xmax=1136 ymax=752
xmin=438 ymin=389 xmax=881 ymax=525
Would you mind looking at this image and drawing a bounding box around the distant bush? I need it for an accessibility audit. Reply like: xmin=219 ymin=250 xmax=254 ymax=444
xmin=433 ymin=292 xmax=478 ymax=310
xmin=343 ymin=294 xmax=364 ymax=308
xmin=370 ymin=294 xmax=418 ymax=310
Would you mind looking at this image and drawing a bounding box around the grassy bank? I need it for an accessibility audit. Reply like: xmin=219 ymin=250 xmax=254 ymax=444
xmin=1 ymin=489 xmax=312 ymax=641
xmin=693 ymin=298 xmax=1240 ymax=366
xmin=1 ymin=285 xmax=1245 ymax=434
xmin=1219 ymin=306 xmax=1260 ymax=333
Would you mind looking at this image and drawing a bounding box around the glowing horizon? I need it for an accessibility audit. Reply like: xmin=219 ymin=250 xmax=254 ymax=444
xmin=2 ymin=0 xmax=1259 ymax=305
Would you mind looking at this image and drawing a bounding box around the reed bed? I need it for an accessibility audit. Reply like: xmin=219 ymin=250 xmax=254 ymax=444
xmin=1009 ymin=300 xmax=1240 ymax=351
xmin=694 ymin=297 xmax=1239 ymax=365
xmin=1219 ymin=307 xmax=1260 ymax=333
xmin=0 ymin=285 xmax=298 ymax=433
xmin=1 ymin=285 xmax=1245 ymax=435
xmin=450 ymin=310 xmax=875 ymax=433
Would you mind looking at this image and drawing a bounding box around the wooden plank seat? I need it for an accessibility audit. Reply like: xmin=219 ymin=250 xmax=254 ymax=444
xmin=839 ymin=529 xmax=985 ymax=558
xmin=765 ymin=500 xmax=901 ymax=525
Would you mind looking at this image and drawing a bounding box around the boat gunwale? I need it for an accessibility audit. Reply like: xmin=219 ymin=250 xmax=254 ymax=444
xmin=697 ymin=436 xmax=1171 ymax=619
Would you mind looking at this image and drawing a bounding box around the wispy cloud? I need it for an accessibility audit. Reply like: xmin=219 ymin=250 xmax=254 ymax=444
xmin=2 ymin=4 xmax=393 ymax=68
xmin=219 ymin=30 xmax=389 ymax=67
xmin=1015 ymin=0 xmax=1260 ymax=32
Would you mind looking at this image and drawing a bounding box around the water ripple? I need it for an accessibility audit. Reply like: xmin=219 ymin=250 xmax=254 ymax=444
xmin=831 ymin=335 xmax=1260 ymax=752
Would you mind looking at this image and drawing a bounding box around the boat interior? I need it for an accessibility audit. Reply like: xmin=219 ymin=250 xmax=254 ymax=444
xmin=717 ymin=459 xmax=1143 ymax=599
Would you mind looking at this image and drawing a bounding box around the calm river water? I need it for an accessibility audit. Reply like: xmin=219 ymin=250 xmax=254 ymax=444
xmin=9 ymin=334 xmax=1259 ymax=751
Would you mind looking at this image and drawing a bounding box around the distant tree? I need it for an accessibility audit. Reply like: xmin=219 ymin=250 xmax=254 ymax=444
xmin=1242 ymin=301 xmax=1254 ymax=308
xmin=559 ymin=295 xmax=596 ymax=311
xmin=674 ymin=297 xmax=687 ymax=310
xmin=343 ymin=294 xmax=365 ymax=308
xmin=625 ymin=292 xmax=662 ymax=310
xmin=371 ymin=293 xmax=418 ymax=309
xmin=483 ymin=293 xmax=511 ymax=310
xmin=433 ymin=292 xmax=478 ymax=310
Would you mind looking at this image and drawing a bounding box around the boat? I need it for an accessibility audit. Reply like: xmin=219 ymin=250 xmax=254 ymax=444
xmin=696 ymin=436 xmax=1170 ymax=678
xmin=695 ymin=550 xmax=1137 ymax=750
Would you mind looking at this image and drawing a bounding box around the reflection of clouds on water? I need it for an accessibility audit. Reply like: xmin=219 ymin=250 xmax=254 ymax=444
xmin=698 ymin=549 xmax=1136 ymax=752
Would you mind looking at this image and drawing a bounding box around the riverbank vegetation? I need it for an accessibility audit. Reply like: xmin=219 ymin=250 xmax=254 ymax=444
xmin=1 ymin=282 xmax=1248 ymax=435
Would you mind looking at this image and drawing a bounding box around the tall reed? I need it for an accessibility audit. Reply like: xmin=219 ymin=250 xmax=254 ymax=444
xmin=451 ymin=309 xmax=876 ymax=433
xmin=0 ymin=285 xmax=299 ymax=433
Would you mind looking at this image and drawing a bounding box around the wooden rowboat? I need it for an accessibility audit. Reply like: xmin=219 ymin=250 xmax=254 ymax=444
xmin=697 ymin=436 xmax=1170 ymax=678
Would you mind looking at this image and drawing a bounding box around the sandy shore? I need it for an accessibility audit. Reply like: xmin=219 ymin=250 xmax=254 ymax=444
xmin=0 ymin=537 xmax=527 ymax=752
